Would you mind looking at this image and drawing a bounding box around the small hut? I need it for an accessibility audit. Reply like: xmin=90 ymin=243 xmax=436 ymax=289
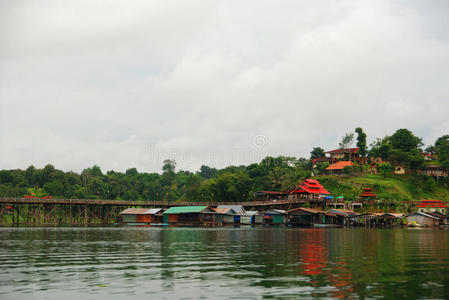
xmin=359 ymin=188 xmax=377 ymax=203
xmin=163 ymin=206 xmax=216 ymax=226
xmin=213 ymin=207 xmax=238 ymax=224
xmin=353 ymin=212 xmax=404 ymax=227
xmin=216 ymin=205 xmax=246 ymax=223
xmin=263 ymin=209 xmax=287 ymax=225
xmin=240 ymin=211 xmax=262 ymax=225
xmin=119 ymin=208 xmax=164 ymax=225
xmin=326 ymin=209 xmax=358 ymax=226
xmin=406 ymin=211 xmax=443 ymax=227
xmin=287 ymin=207 xmax=328 ymax=226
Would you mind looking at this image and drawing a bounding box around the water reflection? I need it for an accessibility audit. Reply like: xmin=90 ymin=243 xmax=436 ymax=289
xmin=0 ymin=227 xmax=449 ymax=299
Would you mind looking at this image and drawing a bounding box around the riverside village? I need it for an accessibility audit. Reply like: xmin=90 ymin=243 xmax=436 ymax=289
xmin=118 ymin=144 xmax=448 ymax=228
xmin=2 ymin=130 xmax=449 ymax=229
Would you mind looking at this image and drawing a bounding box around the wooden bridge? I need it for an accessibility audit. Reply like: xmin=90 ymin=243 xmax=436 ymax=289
xmin=0 ymin=197 xmax=308 ymax=225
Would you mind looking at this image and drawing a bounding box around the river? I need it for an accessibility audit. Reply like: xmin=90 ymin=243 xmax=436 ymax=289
xmin=1 ymin=226 xmax=449 ymax=299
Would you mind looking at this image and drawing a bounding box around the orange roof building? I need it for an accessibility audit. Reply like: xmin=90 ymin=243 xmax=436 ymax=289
xmin=326 ymin=161 xmax=353 ymax=171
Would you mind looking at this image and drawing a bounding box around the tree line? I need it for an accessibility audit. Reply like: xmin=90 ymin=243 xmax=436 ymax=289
xmin=0 ymin=128 xmax=448 ymax=202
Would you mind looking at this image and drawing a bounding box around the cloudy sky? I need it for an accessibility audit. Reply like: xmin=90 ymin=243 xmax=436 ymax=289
xmin=1 ymin=0 xmax=448 ymax=173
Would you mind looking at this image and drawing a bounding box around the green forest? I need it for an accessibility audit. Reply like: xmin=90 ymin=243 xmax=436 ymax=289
xmin=1 ymin=128 xmax=448 ymax=202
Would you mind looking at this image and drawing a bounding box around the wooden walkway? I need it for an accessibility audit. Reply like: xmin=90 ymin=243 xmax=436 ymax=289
xmin=0 ymin=197 xmax=300 ymax=207
xmin=0 ymin=197 xmax=308 ymax=225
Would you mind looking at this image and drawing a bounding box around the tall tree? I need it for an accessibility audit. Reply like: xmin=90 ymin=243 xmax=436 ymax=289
xmin=199 ymin=165 xmax=217 ymax=179
xmin=162 ymin=159 xmax=176 ymax=174
xmin=390 ymin=128 xmax=423 ymax=152
xmin=369 ymin=137 xmax=391 ymax=160
xmin=310 ymin=147 xmax=325 ymax=160
xmin=389 ymin=129 xmax=424 ymax=170
xmin=435 ymin=134 xmax=449 ymax=170
xmin=355 ymin=127 xmax=367 ymax=157
xmin=435 ymin=135 xmax=449 ymax=162
xmin=339 ymin=133 xmax=354 ymax=149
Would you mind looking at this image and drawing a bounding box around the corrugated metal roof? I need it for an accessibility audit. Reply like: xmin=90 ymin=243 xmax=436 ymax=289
xmin=214 ymin=208 xmax=237 ymax=214
xmin=287 ymin=207 xmax=325 ymax=214
xmin=245 ymin=211 xmax=260 ymax=216
xmin=120 ymin=208 xmax=162 ymax=215
xmin=406 ymin=211 xmax=441 ymax=220
xmin=217 ymin=205 xmax=246 ymax=214
xmin=163 ymin=206 xmax=209 ymax=214
xmin=328 ymin=209 xmax=358 ymax=217
xmin=382 ymin=213 xmax=404 ymax=218
xmin=264 ymin=209 xmax=286 ymax=215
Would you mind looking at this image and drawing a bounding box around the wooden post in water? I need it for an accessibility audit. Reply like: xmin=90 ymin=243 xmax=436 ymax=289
xmin=0 ymin=205 xmax=4 ymax=224
xmin=84 ymin=204 xmax=88 ymax=225
xmin=26 ymin=205 xmax=30 ymax=224
xmin=69 ymin=204 xmax=72 ymax=226
xmin=16 ymin=205 xmax=20 ymax=226
xmin=44 ymin=204 xmax=47 ymax=225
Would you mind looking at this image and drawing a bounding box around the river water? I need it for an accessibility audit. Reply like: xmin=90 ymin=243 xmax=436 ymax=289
xmin=1 ymin=226 xmax=449 ymax=299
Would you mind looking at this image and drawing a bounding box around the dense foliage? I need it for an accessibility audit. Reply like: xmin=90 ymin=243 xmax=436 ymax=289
xmin=1 ymin=128 xmax=447 ymax=202
xmin=369 ymin=128 xmax=425 ymax=169
xmin=355 ymin=127 xmax=367 ymax=157
xmin=0 ymin=156 xmax=311 ymax=202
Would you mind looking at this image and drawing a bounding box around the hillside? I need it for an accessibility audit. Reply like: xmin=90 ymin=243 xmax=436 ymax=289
xmin=316 ymin=174 xmax=449 ymax=202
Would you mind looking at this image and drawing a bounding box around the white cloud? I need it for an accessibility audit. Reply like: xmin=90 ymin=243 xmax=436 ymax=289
xmin=1 ymin=0 xmax=448 ymax=172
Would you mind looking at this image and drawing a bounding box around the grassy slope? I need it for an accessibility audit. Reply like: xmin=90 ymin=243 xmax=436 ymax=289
xmin=315 ymin=174 xmax=449 ymax=202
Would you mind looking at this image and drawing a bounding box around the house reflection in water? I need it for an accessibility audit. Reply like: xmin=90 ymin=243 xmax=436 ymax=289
xmin=299 ymin=229 xmax=354 ymax=298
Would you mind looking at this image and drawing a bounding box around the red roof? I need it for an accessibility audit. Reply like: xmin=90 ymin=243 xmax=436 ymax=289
xmin=326 ymin=161 xmax=353 ymax=170
xmin=420 ymin=199 xmax=444 ymax=203
xmin=326 ymin=148 xmax=359 ymax=154
xmin=360 ymin=192 xmax=377 ymax=197
xmin=417 ymin=200 xmax=446 ymax=208
xmin=360 ymin=188 xmax=376 ymax=198
xmin=291 ymin=179 xmax=330 ymax=195
xmin=312 ymin=157 xmax=333 ymax=163
xmin=304 ymin=179 xmax=321 ymax=185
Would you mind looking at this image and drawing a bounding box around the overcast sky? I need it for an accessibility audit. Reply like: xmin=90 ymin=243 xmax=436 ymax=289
xmin=1 ymin=0 xmax=448 ymax=173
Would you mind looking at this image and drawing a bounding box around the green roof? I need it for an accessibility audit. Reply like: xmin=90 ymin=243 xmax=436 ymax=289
xmin=163 ymin=206 xmax=209 ymax=214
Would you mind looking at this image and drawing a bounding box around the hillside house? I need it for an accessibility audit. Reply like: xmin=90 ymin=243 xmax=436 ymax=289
xmin=418 ymin=165 xmax=448 ymax=179
xmin=326 ymin=148 xmax=360 ymax=162
xmin=325 ymin=161 xmax=354 ymax=175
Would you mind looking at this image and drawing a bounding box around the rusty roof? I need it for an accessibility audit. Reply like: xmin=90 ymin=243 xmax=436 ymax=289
xmin=287 ymin=207 xmax=325 ymax=214
xmin=328 ymin=209 xmax=358 ymax=217
xmin=213 ymin=208 xmax=237 ymax=214
xmin=326 ymin=148 xmax=359 ymax=154
xmin=120 ymin=208 xmax=162 ymax=215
